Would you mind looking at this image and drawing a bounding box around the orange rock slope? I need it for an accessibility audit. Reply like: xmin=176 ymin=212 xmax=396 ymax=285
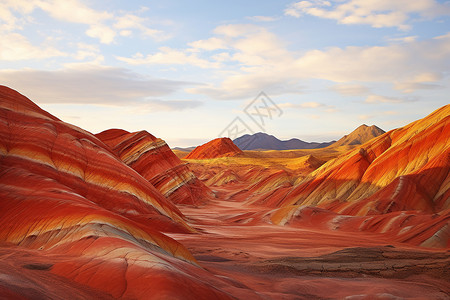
xmin=96 ymin=129 xmax=212 ymax=205
xmin=271 ymin=104 xmax=449 ymax=247
xmin=185 ymin=137 xmax=243 ymax=159
xmin=0 ymin=86 xmax=233 ymax=299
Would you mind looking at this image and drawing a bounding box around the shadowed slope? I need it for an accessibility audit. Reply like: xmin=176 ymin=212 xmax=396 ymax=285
xmin=96 ymin=129 xmax=213 ymax=205
xmin=0 ymin=86 xmax=233 ymax=299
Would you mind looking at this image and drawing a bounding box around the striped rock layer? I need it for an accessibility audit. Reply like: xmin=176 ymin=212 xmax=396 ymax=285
xmin=96 ymin=129 xmax=212 ymax=206
xmin=270 ymin=105 xmax=449 ymax=247
xmin=0 ymin=86 xmax=233 ymax=299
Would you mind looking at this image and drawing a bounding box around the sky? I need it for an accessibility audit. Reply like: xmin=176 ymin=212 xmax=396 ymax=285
xmin=1 ymin=0 xmax=449 ymax=147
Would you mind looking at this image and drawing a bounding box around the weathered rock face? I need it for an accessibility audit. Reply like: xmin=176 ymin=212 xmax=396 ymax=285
xmin=185 ymin=137 xmax=243 ymax=159
xmin=0 ymin=86 xmax=233 ymax=299
xmin=96 ymin=129 xmax=212 ymax=205
xmin=271 ymin=105 xmax=450 ymax=247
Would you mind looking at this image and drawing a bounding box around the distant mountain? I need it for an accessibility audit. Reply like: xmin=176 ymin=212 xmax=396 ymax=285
xmin=173 ymin=146 xmax=196 ymax=152
xmin=233 ymin=132 xmax=334 ymax=150
xmin=331 ymin=124 xmax=385 ymax=147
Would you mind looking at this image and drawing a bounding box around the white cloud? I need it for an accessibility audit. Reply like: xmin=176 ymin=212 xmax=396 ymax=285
xmin=116 ymin=47 xmax=220 ymax=69
xmin=0 ymin=66 xmax=195 ymax=106
xmin=394 ymin=82 xmax=443 ymax=93
xmin=74 ymin=43 xmax=103 ymax=62
xmin=284 ymin=0 xmax=450 ymax=30
xmin=126 ymin=99 xmax=203 ymax=114
xmin=186 ymin=23 xmax=450 ymax=99
xmin=247 ymin=16 xmax=278 ymax=22
xmin=113 ymin=13 xmax=164 ymax=40
xmin=388 ymin=36 xmax=418 ymax=43
xmin=359 ymin=114 xmax=373 ymax=120
xmin=37 ymin=0 xmax=112 ymax=24
xmin=364 ymin=94 xmax=404 ymax=103
xmin=86 ymin=24 xmax=116 ymax=44
xmin=331 ymin=84 xmax=370 ymax=96
xmin=0 ymin=32 xmax=66 ymax=61
xmin=278 ymin=102 xmax=325 ymax=108
xmin=394 ymin=72 xmax=444 ymax=92
xmin=279 ymin=102 xmax=337 ymax=112
xmin=0 ymin=0 xmax=164 ymax=45
xmin=188 ymin=37 xmax=228 ymax=51
xmin=213 ymin=24 xmax=262 ymax=37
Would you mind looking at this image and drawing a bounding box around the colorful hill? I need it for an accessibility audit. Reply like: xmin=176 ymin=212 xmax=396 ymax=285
xmin=270 ymin=105 xmax=449 ymax=247
xmin=96 ymin=129 xmax=212 ymax=205
xmin=0 ymin=86 xmax=233 ymax=299
xmin=185 ymin=137 xmax=243 ymax=159
xmin=1 ymin=85 xmax=448 ymax=299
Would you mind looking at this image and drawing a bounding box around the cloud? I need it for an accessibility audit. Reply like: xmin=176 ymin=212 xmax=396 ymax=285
xmin=186 ymin=23 xmax=450 ymax=99
xmin=394 ymin=82 xmax=443 ymax=93
xmin=86 ymin=24 xmax=116 ymax=44
xmin=0 ymin=32 xmax=66 ymax=61
xmin=280 ymin=101 xmax=324 ymax=108
xmin=393 ymin=72 xmax=444 ymax=92
xmin=128 ymin=99 xmax=203 ymax=113
xmin=116 ymin=47 xmax=220 ymax=69
xmin=37 ymin=0 xmax=112 ymax=24
xmin=113 ymin=13 xmax=165 ymax=40
xmin=0 ymin=66 xmax=196 ymax=108
xmin=188 ymin=37 xmax=228 ymax=51
xmin=388 ymin=36 xmax=418 ymax=43
xmin=331 ymin=84 xmax=370 ymax=96
xmin=0 ymin=0 xmax=164 ymax=44
xmin=247 ymin=16 xmax=278 ymax=22
xmin=279 ymin=102 xmax=337 ymax=112
xmin=364 ymin=94 xmax=409 ymax=104
xmin=73 ymin=43 xmax=104 ymax=62
xmin=284 ymin=0 xmax=450 ymax=30
xmin=358 ymin=114 xmax=373 ymax=120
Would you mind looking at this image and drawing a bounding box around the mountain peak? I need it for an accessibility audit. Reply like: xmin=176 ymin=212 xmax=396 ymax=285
xmin=233 ymin=133 xmax=334 ymax=150
xmin=185 ymin=137 xmax=243 ymax=159
xmin=332 ymin=124 xmax=385 ymax=147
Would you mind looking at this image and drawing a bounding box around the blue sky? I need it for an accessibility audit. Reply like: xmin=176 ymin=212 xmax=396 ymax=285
xmin=1 ymin=0 xmax=449 ymax=147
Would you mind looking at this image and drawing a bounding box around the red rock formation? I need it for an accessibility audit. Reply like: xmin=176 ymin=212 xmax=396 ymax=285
xmin=96 ymin=129 xmax=212 ymax=205
xmin=271 ymin=105 xmax=449 ymax=247
xmin=0 ymin=86 xmax=233 ymax=299
xmin=185 ymin=137 xmax=243 ymax=159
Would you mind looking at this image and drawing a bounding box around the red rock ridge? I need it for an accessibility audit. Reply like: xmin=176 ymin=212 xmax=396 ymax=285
xmin=270 ymin=105 xmax=449 ymax=247
xmin=96 ymin=129 xmax=213 ymax=205
xmin=0 ymin=85 xmax=233 ymax=299
xmin=185 ymin=137 xmax=243 ymax=159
